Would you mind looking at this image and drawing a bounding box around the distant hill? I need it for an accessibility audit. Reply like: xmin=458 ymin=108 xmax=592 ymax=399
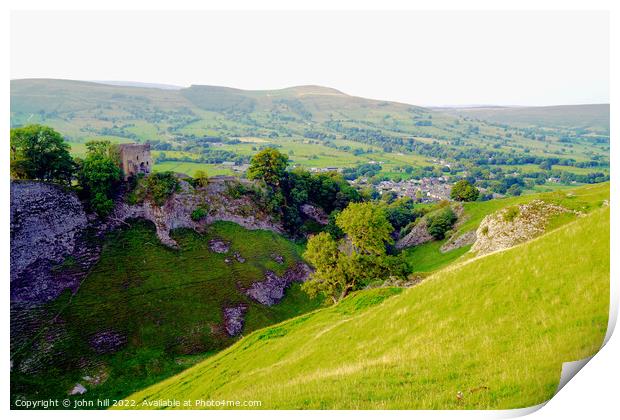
xmin=90 ymin=81 xmax=184 ymax=90
xmin=436 ymin=104 xmax=610 ymax=134
xmin=10 ymin=79 xmax=610 ymax=180
xmin=124 ymin=183 xmax=610 ymax=409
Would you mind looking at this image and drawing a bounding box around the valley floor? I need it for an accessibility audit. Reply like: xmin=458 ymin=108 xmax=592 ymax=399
xmin=124 ymin=191 xmax=609 ymax=409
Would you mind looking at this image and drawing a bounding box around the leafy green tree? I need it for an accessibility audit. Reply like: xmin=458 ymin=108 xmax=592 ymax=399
xmin=426 ymin=207 xmax=457 ymax=240
xmin=450 ymin=179 xmax=480 ymax=202
xmin=336 ymin=202 xmax=393 ymax=255
xmin=385 ymin=197 xmax=419 ymax=232
xmin=301 ymin=232 xmax=345 ymax=302
xmin=10 ymin=124 xmax=75 ymax=183
xmin=247 ymin=148 xmax=288 ymax=187
xmin=506 ymin=184 xmax=523 ymax=196
xmin=302 ymin=202 xmax=406 ymax=303
xmin=303 ymin=231 xmax=406 ymax=303
xmin=78 ymin=140 xmax=122 ymax=216
xmin=324 ymin=210 xmax=344 ymax=239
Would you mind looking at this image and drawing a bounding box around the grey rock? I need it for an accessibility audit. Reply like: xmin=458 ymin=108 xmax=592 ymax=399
xmin=300 ymin=204 xmax=329 ymax=225
xmin=396 ymin=219 xmax=434 ymax=249
xmin=245 ymin=262 xmax=312 ymax=306
xmin=10 ymin=181 xmax=90 ymax=303
xmin=209 ymin=239 xmax=230 ymax=254
xmin=89 ymin=331 xmax=127 ymax=354
xmin=471 ymin=200 xmax=573 ymax=256
xmin=396 ymin=203 xmax=465 ymax=250
xmin=106 ymin=177 xmax=285 ymax=248
xmin=223 ymin=304 xmax=248 ymax=336
xmin=69 ymin=383 xmax=87 ymax=395
xmin=440 ymin=230 xmax=477 ymax=253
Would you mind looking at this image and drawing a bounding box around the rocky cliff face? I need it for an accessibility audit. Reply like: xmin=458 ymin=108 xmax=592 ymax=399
xmin=471 ymin=200 xmax=574 ymax=256
xmin=107 ymin=177 xmax=284 ymax=248
xmin=10 ymin=177 xmax=305 ymax=386
xmin=440 ymin=230 xmax=476 ymax=253
xmin=395 ymin=219 xmax=434 ymax=249
xmin=11 ymin=177 xmax=285 ymax=301
xmin=10 ymin=181 xmax=92 ymax=303
xmin=396 ymin=203 xmax=466 ymax=250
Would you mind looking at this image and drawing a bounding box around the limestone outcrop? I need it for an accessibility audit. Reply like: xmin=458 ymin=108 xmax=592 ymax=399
xmin=396 ymin=202 xmax=465 ymax=250
xmin=471 ymin=200 xmax=574 ymax=256
xmin=244 ymin=262 xmax=313 ymax=306
xmin=107 ymin=177 xmax=284 ymax=248
xmin=440 ymin=230 xmax=476 ymax=253
xmin=10 ymin=181 xmax=91 ymax=303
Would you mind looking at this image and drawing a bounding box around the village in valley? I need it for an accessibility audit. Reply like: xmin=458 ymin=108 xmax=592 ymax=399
xmin=353 ymin=176 xmax=453 ymax=202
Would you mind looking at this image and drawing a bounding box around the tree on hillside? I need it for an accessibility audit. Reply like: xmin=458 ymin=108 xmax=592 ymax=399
xmin=77 ymin=139 xmax=122 ymax=216
xmin=506 ymin=184 xmax=523 ymax=196
xmin=426 ymin=207 xmax=457 ymax=240
xmin=335 ymin=202 xmax=393 ymax=255
xmin=10 ymin=124 xmax=75 ymax=183
xmin=302 ymin=202 xmax=406 ymax=302
xmin=247 ymin=147 xmax=288 ymax=187
xmin=450 ymin=179 xmax=480 ymax=202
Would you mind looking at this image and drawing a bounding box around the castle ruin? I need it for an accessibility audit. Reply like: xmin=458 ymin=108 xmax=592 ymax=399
xmin=117 ymin=143 xmax=152 ymax=180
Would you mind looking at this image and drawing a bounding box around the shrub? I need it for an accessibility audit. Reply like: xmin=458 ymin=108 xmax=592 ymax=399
xmin=192 ymin=170 xmax=209 ymax=188
xmin=426 ymin=207 xmax=458 ymax=240
xmin=503 ymin=206 xmax=520 ymax=222
xmin=90 ymin=192 xmax=115 ymax=217
xmin=226 ymin=182 xmax=248 ymax=199
xmin=132 ymin=172 xmax=180 ymax=206
xmin=191 ymin=207 xmax=208 ymax=221
xmin=77 ymin=140 xmax=122 ymax=217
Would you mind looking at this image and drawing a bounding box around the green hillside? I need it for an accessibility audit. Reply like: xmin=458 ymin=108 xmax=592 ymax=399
xmin=10 ymin=221 xmax=321 ymax=405
xmin=438 ymin=104 xmax=610 ymax=134
xmin=402 ymin=182 xmax=610 ymax=276
xmin=11 ymin=79 xmax=610 ymax=183
xmin=125 ymin=203 xmax=609 ymax=409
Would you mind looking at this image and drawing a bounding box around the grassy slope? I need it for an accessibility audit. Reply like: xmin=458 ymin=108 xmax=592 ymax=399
xmin=126 ymin=205 xmax=609 ymax=409
xmin=10 ymin=221 xmax=321 ymax=404
xmin=402 ymin=183 xmax=609 ymax=275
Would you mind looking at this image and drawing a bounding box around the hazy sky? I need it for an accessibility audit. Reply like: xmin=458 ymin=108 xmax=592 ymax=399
xmin=11 ymin=10 xmax=609 ymax=106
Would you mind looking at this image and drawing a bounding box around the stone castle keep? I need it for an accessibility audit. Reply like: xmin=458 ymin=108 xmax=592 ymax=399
xmin=117 ymin=143 xmax=152 ymax=180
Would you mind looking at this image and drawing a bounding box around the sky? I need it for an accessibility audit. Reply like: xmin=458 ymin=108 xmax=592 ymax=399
xmin=10 ymin=10 xmax=609 ymax=106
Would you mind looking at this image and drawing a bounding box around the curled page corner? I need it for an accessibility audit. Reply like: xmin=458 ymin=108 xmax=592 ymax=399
xmin=602 ymin=296 xmax=618 ymax=347
xmin=555 ymin=356 xmax=595 ymax=395
xmin=497 ymin=356 xmax=598 ymax=419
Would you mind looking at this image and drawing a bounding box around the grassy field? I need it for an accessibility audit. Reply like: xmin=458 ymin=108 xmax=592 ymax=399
xmin=152 ymin=161 xmax=236 ymax=177
xmin=402 ymin=241 xmax=471 ymax=275
xmin=125 ymin=205 xmax=609 ymax=409
xmin=11 ymin=221 xmax=321 ymax=406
